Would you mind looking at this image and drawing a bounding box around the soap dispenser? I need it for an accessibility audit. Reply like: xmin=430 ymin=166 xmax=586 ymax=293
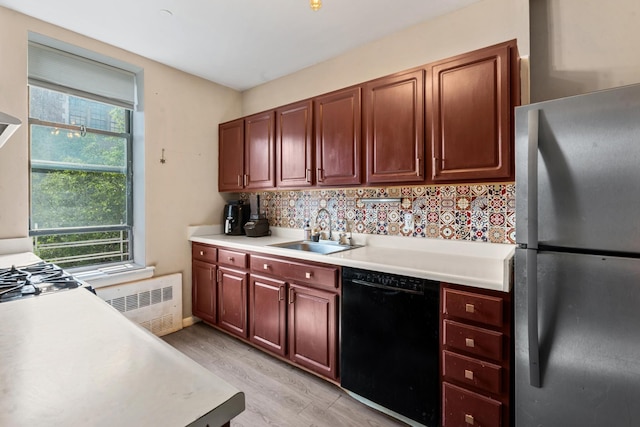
xmin=303 ymin=219 xmax=312 ymax=241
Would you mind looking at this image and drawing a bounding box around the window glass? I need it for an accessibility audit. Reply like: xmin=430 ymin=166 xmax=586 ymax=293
xmin=29 ymin=86 xmax=132 ymax=268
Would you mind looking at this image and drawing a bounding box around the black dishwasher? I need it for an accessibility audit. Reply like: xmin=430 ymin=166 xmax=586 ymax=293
xmin=341 ymin=267 xmax=440 ymax=426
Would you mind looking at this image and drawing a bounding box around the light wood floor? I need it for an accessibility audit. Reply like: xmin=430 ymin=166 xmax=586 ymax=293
xmin=163 ymin=322 xmax=407 ymax=427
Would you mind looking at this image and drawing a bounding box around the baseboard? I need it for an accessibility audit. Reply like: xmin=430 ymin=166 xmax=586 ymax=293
xmin=182 ymin=316 xmax=201 ymax=328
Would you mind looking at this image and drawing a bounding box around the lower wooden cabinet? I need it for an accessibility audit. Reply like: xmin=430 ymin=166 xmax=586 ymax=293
xmin=218 ymin=267 xmax=248 ymax=338
xmin=440 ymin=283 xmax=512 ymax=427
xmin=193 ymin=243 xmax=340 ymax=382
xmin=249 ymin=274 xmax=287 ymax=357
xmin=192 ymin=259 xmax=217 ymax=325
xmin=288 ymin=283 xmax=338 ymax=380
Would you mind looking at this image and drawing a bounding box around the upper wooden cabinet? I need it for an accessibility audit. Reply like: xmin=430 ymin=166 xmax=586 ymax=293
xmin=218 ymin=118 xmax=244 ymax=192
xmin=364 ymin=69 xmax=425 ymax=183
xmin=276 ymin=100 xmax=314 ymax=188
xmin=244 ymin=111 xmax=275 ymax=190
xmin=218 ymin=112 xmax=275 ymax=192
xmin=314 ymin=86 xmax=362 ymax=186
xmin=219 ymin=40 xmax=519 ymax=190
xmin=429 ymin=40 xmax=519 ymax=182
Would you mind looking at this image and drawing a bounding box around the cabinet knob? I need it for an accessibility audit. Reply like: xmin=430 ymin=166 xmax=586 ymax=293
xmin=464 ymin=369 xmax=474 ymax=380
xmin=305 ymin=272 xmax=312 ymax=279
xmin=465 ymin=414 xmax=475 ymax=425
xmin=199 ymin=251 xmax=204 ymax=256
xmin=228 ymin=257 xmax=234 ymax=262
xmin=465 ymin=303 xmax=475 ymax=313
xmin=263 ymin=263 xmax=269 ymax=270
xmin=465 ymin=338 xmax=475 ymax=348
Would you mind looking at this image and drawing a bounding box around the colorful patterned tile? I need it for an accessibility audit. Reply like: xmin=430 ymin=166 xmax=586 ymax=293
xmin=240 ymin=183 xmax=513 ymax=244
xmin=440 ymin=225 xmax=455 ymax=239
xmin=488 ymin=227 xmax=506 ymax=243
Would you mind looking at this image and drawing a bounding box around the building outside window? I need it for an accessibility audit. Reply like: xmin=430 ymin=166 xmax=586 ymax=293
xmin=28 ymin=42 xmax=136 ymax=269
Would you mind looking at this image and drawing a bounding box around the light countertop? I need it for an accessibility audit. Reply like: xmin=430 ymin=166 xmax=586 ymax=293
xmin=190 ymin=227 xmax=515 ymax=292
xmin=0 ymin=288 xmax=244 ymax=427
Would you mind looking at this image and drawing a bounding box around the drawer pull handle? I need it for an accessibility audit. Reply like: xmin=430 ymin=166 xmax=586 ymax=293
xmin=199 ymin=251 xmax=204 ymax=256
xmin=464 ymin=369 xmax=474 ymax=380
xmin=465 ymin=303 xmax=475 ymax=313
xmin=465 ymin=338 xmax=475 ymax=348
xmin=263 ymin=264 xmax=269 ymax=270
xmin=228 ymin=257 xmax=234 ymax=262
xmin=465 ymin=414 xmax=475 ymax=425
xmin=305 ymin=272 xmax=313 ymax=279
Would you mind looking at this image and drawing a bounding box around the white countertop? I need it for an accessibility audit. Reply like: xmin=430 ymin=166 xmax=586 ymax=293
xmin=190 ymin=228 xmax=515 ymax=292
xmin=0 ymin=288 xmax=244 ymax=427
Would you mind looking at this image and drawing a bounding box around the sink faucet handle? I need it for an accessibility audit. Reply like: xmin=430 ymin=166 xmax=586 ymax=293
xmin=339 ymin=233 xmax=348 ymax=245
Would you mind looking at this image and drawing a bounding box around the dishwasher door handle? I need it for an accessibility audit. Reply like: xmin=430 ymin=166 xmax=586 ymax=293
xmin=350 ymin=279 xmax=424 ymax=295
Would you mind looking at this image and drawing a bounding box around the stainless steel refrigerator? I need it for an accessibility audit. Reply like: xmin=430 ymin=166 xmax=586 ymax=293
xmin=515 ymin=83 xmax=640 ymax=426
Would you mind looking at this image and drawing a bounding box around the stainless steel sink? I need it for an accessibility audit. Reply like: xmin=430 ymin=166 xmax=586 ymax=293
xmin=269 ymin=240 xmax=360 ymax=255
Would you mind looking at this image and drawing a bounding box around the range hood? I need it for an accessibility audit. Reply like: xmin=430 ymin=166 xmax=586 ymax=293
xmin=0 ymin=111 xmax=22 ymax=149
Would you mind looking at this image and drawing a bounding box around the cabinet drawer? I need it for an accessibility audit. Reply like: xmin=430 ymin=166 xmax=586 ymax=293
xmin=443 ymin=382 xmax=502 ymax=427
xmin=287 ymin=260 xmax=338 ymax=290
xmin=443 ymin=287 xmax=504 ymax=328
xmin=218 ymin=248 xmax=248 ymax=268
xmin=192 ymin=243 xmax=217 ymax=263
xmin=443 ymin=320 xmax=503 ymax=362
xmin=251 ymin=255 xmax=290 ymax=277
xmin=442 ymin=350 xmax=503 ymax=395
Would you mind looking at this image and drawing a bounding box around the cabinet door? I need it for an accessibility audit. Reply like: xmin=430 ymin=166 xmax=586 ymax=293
xmin=218 ymin=118 xmax=245 ymax=192
xmin=314 ymin=87 xmax=361 ymax=186
xmin=192 ymin=260 xmax=217 ymax=324
xmin=364 ymin=69 xmax=424 ymax=183
xmin=249 ymin=274 xmax=287 ymax=357
xmin=276 ymin=100 xmax=314 ymax=188
xmin=245 ymin=111 xmax=275 ymax=190
xmin=430 ymin=41 xmax=516 ymax=182
xmin=218 ymin=267 xmax=248 ymax=338
xmin=288 ymin=283 xmax=338 ymax=380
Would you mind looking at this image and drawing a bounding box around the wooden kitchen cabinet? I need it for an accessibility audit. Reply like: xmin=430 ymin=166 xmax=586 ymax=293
xmin=440 ymin=283 xmax=512 ymax=427
xmin=363 ymin=69 xmax=425 ymax=183
xmin=192 ymin=243 xmax=218 ymax=324
xmin=276 ymin=100 xmax=314 ymax=188
xmin=218 ymin=267 xmax=248 ymax=338
xmin=314 ymin=86 xmax=362 ymax=186
xmin=218 ymin=118 xmax=244 ymax=192
xmin=193 ymin=245 xmax=341 ymax=382
xmin=250 ymin=253 xmax=340 ymax=380
xmin=428 ymin=40 xmax=519 ymax=183
xmin=244 ymin=111 xmax=275 ymax=190
xmin=288 ymin=283 xmax=338 ymax=380
xmin=218 ymin=111 xmax=275 ymax=192
xmin=249 ymin=274 xmax=287 ymax=357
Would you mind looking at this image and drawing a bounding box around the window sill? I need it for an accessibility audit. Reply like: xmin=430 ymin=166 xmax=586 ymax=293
xmin=71 ymin=263 xmax=155 ymax=289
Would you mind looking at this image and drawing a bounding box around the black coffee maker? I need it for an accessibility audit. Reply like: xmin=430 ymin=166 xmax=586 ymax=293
xmin=224 ymin=200 xmax=250 ymax=235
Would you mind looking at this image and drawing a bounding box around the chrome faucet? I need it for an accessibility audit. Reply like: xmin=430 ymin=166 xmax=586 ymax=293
xmin=314 ymin=208 xmax=332 ymax=241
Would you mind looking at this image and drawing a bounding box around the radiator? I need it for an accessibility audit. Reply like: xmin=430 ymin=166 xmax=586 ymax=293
xmin=95 ymin=273 xmax=183 ymax=337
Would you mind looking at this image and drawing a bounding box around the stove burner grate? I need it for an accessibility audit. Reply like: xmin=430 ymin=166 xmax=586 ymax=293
xmin=0 ymin=262 xmax=83 ymax=302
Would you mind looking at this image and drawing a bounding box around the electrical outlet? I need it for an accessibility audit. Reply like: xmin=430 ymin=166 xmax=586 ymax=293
xmin=403 ymin=213 xmax=413 ymax=233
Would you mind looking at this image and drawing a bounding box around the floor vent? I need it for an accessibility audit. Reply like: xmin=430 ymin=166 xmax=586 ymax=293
xmin=96 ymin=273 xmax=182 ymax=337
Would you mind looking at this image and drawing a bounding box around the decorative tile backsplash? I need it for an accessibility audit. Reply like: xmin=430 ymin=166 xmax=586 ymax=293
xmin=240 ymin=183 xmax=515 ymax=244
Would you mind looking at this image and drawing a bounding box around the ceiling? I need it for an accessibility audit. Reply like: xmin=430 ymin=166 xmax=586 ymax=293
xmin=0 ymin=0 xmax=480 ymax=91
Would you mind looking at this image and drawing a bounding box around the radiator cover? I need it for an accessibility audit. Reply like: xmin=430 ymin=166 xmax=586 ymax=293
xmin=96 ymin=273 xmax=183 ymax=337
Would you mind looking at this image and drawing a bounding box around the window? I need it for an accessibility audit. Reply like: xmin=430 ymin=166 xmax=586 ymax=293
xmin=28 ymin=42 xmax=136 ymax=269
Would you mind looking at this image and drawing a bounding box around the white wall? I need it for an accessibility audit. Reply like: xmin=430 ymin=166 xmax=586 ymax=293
xmin=530 ymin=0 xmax=640 ymax=102
xmin=241 ymin=0 xmax=531 ymax=115
xmin=0 ymin=7 xmax=242 ymax=317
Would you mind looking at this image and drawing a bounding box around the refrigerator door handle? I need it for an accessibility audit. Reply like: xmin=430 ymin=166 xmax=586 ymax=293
xmin=526 ymin=108 xmax=542 ymax=387
xmin=527 ymin=250 xmax=541 ymax=388
xmin=527 ymin=109 xmax=539 ymax=250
